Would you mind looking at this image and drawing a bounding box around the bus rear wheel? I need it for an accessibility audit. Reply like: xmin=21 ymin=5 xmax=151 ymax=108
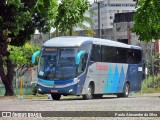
xmin=117 ymin=83 xmax=130 ymax=98
xmin=51 ymin=94 xmax=61 ymax=100
xmin=82 ymin=84 xmax=93 ymax=100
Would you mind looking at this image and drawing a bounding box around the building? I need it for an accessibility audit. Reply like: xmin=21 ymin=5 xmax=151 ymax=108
xmin=90 ymin=0 xmax=136 ymax=29
xmin=30 ymin=33 xmax=50 ymax=47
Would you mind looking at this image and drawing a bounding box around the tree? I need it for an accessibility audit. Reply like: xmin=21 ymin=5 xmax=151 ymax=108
xmin=9 ymin=43 xmax=40 ymax=84
xmin=75 ymin=10 xmax=96 ymax=36
xmin=0 ymin=0 xmax=57 ymax=96
xmin=55 ymin=0 xmax=91 ymax=36
xmin=132 ymin=0 xmax=160 ymax=42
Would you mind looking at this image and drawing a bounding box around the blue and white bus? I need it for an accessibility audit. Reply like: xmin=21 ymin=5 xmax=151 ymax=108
xmin=32 ymin=36 xmax=142 ymax=100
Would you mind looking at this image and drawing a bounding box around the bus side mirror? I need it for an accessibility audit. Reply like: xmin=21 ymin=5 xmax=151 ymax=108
xmin=76 ymin=50 xmax=85 ymax=65
xmin=32 ymin=50 xmax=40 ymax=64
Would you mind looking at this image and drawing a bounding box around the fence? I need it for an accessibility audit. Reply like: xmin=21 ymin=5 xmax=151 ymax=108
xmin=0 ymin=67 xmax=37 ymax=96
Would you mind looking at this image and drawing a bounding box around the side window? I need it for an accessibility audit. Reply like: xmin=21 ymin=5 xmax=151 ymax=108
xmin=77 ymin=53 xmax=88 ymax=73
xmin=39 ymin=55 xmax=45 ymax=72
xmin=90 ymin=44 xmax=101 ymax=62
xmin=110 ymin=47 xmax=117 ymax=63
xmin=102 ymin=46 xmax=118 ymax=63
xmin=79 ymin=44 xmax=91 ymax=53
xmin=90 ymin=44 xmax=142 ymax=64
xmin=102 ymin=45 xmax=108 ymax=62
xmin=77 ymin=44 xmax=91 ymax=73
xmin=117 ymin=48 xmax=127 ymax=63
xmin=127 ymin=49 xmax=142 ymax=64
xmin=127 ymin=51 xmax=133 ymax=64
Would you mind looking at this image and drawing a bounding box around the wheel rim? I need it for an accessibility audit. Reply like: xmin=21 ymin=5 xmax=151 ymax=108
xmin=125 ymin=85 xmax=129 ymax=96
xmin=88 ymin=86 xmax=92 ymax=99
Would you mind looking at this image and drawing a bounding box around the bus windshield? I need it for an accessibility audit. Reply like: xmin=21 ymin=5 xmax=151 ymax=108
xmin=38 ymin=47 xmax=78 ymax=80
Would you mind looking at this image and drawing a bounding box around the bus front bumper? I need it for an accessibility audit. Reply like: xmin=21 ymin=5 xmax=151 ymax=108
xmin=37 ymin=78 xmax=80 ymax=95
xmin=37 ymin=84 xmax=78 ymax=95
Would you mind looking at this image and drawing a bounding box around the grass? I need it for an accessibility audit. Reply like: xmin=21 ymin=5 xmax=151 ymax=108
xmin=0 ymin=88 xmax=34 ymax=96
xmin=0 ymin=94 xmax=48 ymax=100
xmin=22 ymin=94 xmax=48 ymax=99
xmin=141 ymin=76 xmax=160 ymax=93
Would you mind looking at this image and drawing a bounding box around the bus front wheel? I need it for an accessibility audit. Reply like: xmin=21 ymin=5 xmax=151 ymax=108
xmin=51 ymin=94 xmax=61 ymax=100
xmin=117 ymin=83 xmax=130 ymax=98
xmin=82 ymin=84 xmax=93 ymax=100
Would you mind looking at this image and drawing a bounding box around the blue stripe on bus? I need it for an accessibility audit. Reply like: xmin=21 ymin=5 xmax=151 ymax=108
xmin=112 ymin=66 xmax=119 ymax=92
xmin=104 ymin=65 xmax=113 ymax=93
xmin=38 ymin=78 xmax=54 ymax=86
xmin=117 ymin=66 xmax=125 ymax=92
xmin=104 ymin=65 xmax=126 ymax=93
xmin=38 ymin=78 xmax=74 ymax=86
xmin=54 ymin=79 xmax=73 ymax=85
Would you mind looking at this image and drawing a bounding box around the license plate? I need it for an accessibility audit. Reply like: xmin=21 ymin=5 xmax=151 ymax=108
xmin=51 ymin=90 xmax=58 ymax=93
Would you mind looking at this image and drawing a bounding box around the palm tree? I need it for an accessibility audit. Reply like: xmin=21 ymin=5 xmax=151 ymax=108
xmin=52 ymin=10 xmax=96 ymax=37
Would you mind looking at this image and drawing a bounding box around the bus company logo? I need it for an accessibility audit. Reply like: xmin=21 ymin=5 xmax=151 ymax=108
xmin=96 ymin=63 xmax=108 ymax=71
xmin=2 ymin=112 xmax=11 ymax=117
xmin=130 ymin=66 xmax=136 ymax=74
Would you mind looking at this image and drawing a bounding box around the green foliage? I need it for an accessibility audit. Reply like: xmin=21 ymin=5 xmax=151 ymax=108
xmin=132 ymin=0 xmax=160 ymax=42
xmin=9 ymin=43 xmax=40 ymax=66
xmin=155 ymin=77 xmax=160 ymax=89
xmin=0 ymin=0 xmax=57 ymax=96
xmin=144 ymin=53 xmax=160 ymax=77
xmin=76 ymin=10 xmax=96 ymax=35
xmin=142 ymin=76 xmax=160 ymax=93
xmin=30 ymin=82 xmax=38 ymax=95
xmin=0 ymin=0 xmax=58 ymax=46
xmin=0 ymin=88 xmax=35 ymax=96
xmin=55 ymin=0 xmax=91 ymax=34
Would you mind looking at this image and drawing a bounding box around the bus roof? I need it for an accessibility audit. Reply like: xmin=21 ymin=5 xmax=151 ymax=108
xmin=43 ymin=36 xmax=141 ymax=50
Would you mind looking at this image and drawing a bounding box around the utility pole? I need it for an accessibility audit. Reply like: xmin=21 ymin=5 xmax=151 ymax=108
xmin=94 ymin=0 xmax=103 ymax=38
xmin=151 ymin=41 xmax=155 ymax=87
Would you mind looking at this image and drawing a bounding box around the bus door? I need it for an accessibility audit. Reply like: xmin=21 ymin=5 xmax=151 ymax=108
xmin=76 ymin=43 xmax=91 ymax=94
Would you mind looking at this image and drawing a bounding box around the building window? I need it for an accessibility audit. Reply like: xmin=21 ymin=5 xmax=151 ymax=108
xmin=116 ymin=4 xmax=121 ymax=7
xmin=110 ymin=22 xmax=113 ymax=25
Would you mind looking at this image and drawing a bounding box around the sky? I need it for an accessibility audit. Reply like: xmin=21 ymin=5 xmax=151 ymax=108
xmin=58 ymin=0 xmax=94 ymax=4
xmin=89 ymin=0 xmax=94 ymax=4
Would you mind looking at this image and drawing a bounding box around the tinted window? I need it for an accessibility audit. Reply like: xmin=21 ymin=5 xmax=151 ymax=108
xmin=127 ymin=49 xmax=142 ymax=64
xmin=102 ymin=46 xmax=118 ymax=63
xmin=90 ymin=44 xmax=101 ymax=62
xmin=90 ymin=44 xmax=141 ymax=64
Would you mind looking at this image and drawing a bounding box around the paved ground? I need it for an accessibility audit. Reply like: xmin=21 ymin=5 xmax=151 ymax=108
xmin=0 ymin=93 xmax=160 ymax=120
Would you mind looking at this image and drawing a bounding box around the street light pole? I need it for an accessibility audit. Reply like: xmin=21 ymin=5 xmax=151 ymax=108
xmin=94 ymin=0 xmax=103 ymax=38
xmin=151 ymin=41 xmax=155 ymax=87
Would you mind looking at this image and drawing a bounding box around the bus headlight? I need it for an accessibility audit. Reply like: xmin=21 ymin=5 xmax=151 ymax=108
xmin=38 ymin=88 xmax=42 ymax=92
xmin=69 ymin=89 xmax=73 ymax=92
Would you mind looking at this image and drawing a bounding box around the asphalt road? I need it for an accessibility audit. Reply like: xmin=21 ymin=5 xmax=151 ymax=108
xmin=0 ymin=93 xmax=160 ymax=120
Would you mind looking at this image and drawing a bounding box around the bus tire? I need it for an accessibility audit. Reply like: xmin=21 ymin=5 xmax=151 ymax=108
xmin=51 ymin=94 xmax=61 ymax=100
xmin=82 ymin=84 xmax=93 ymax=100
xmin=117 ymin=83 xmax=130 ymax=98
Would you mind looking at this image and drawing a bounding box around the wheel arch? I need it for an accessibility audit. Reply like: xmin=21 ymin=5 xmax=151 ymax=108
xmin=89 ymin=81 xmax=95 ymax=94
xmin=125 ymin=81 xmax=130 ymax=92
